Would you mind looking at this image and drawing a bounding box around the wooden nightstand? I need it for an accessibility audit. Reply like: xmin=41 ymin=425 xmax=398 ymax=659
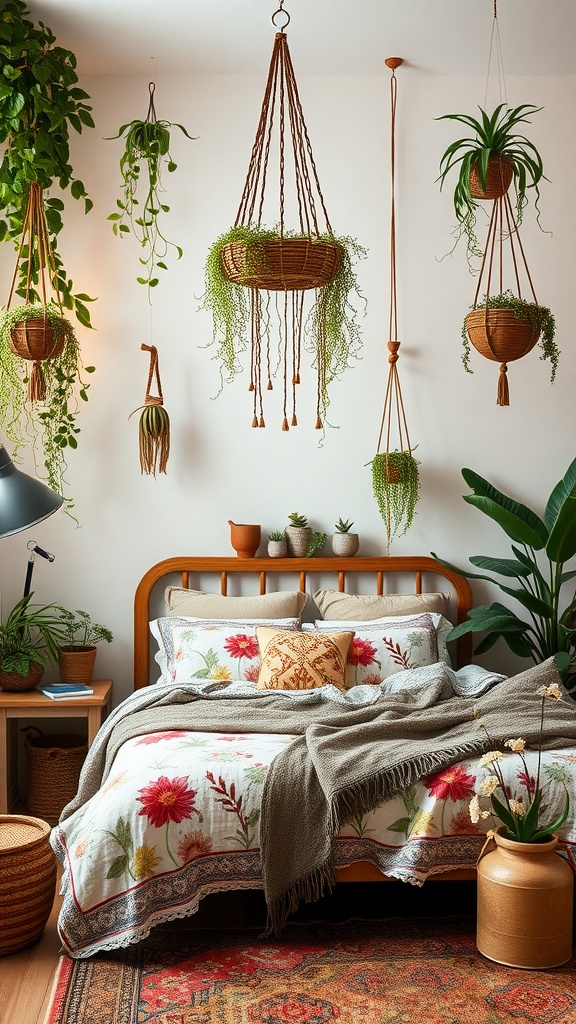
xmin=0 ymin=679 xmax=112 ymax=814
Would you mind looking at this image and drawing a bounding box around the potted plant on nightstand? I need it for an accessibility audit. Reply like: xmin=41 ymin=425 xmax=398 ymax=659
xmin=56 ymin=608 xmax=113 ymax=683
xmin=331 ymin=518 xmax=359 ymax=557
xmin=0 ymin=594 xmax=68 ymax=691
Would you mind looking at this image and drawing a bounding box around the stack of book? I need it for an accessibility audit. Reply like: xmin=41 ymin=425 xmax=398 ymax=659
xmin=38 ymin=682 xmax=94 ymax=700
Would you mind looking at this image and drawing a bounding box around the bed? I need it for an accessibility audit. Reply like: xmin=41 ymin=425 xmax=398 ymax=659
xmin=50 ymin=556 xmax=576 ymax=957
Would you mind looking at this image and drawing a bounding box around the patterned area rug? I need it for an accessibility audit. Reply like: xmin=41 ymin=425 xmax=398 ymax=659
xmin=45 ymin=916 xmax=576 ymax=1024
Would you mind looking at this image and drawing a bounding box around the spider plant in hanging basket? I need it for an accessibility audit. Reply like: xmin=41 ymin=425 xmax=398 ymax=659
xmin=437 ymin=104 xmax=545 ymax=265
xmin=369 ymin=450 xmax=420 ymax=545
xmin=462 ymin=291 xmax=558 ymax=402
xmin=202 ymin=224 xmax=365 ymax=426
xmin=107 ymin=84 xmax=196 ymax=297
xmin=0 ymin=302 xmax=94 ymax=507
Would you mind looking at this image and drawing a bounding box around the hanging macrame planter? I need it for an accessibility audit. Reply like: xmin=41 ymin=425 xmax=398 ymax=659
xmin=4 ymin=182 xmax=73 ymax=401
xmin=203 ymin=2 xmax=364 ymax=432
xmin=462 ymin=189 xmax=558 ymax=405
xmin=369 ymin=59 xmax=420 ymax=555
xmin=130 ymin=344 xmax=170 ymax=476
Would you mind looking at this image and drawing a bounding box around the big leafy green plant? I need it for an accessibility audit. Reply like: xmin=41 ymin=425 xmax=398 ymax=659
xmin=437 ymin=103 xmax=545 ymax=264
xmin=0 ymin=593 xmax=68 ymax=675
xmin=0 ymin=0 xmax=95 ymax=326
xmin=432 ymin=461 xmax=576 ymax=679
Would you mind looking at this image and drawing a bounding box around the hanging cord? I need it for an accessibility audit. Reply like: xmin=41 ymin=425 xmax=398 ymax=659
xmin=483 ymin=0 xmax=507 ymax=110
xmin=129 ymin=343 xmax=170 ymax=475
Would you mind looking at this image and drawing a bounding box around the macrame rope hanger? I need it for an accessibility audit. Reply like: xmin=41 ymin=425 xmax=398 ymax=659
xmin=375 ymin=58 xmax=412 ymax=487
xmin=483 ymin=0 xmax=507 ymax=110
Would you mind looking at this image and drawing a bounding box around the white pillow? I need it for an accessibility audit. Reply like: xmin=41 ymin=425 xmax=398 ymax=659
xmin=150 ymin=617 xmax=300 ymax=685
xmin=302 ymin=613 xmax=453 ymax=689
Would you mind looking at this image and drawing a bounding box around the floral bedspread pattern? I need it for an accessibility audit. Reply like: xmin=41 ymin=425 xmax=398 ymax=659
xmin=52 ymin=725 xmax=576 ymax=957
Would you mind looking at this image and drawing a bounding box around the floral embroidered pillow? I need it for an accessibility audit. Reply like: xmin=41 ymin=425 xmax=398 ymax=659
xmin=150 ymin=617 xmax=300 ymax=684
xmin=302 ymin=613 xmax=453 ymax=688
xmin=256 ymin=626 xmax=354 ymax=691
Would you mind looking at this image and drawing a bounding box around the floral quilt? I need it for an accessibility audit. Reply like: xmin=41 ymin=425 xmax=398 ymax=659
xmin=52 ymin=703 xmax=576 ymax=958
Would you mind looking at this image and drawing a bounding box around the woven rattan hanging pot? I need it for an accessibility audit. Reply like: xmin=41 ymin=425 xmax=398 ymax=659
xmin=9 ymin=317 xmax=64 ymax=362
xmin=465 ymin=307 xmax=540 ymax=362
xmin=469 ymin=155 xmax=513 ymax=200
xmin=221 ymin=237 xmax=342 ymax=291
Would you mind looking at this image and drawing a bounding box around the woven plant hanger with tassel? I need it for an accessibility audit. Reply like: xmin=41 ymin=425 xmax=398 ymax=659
xmin=370 ymin=59 xmax=420 ymax=555
xmin=215 ymin=1 xmax=362 ymax=432
xmin=130 ymin=343 xmax=170 ymax=476
xmin=5 ymin=182 xmax=72 ymax=401
xmin=464 ymin=189 xmax=542 ymax=406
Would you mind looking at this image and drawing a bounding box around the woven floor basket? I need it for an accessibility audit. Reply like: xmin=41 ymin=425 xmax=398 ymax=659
xmin=469 ymin=156 xmax=514 ymax=200
xmin=24 ymin=728 xmax=87 ymax=826
xmin=465 ymin=308 xmax=540 ymax=362
xmin=221 ymin=238 xmax=342 ymax=291
xmin=9 ymin=319 xmax=64 ymax=361
xmin=0 ymin=814 xmax=56 ymax=955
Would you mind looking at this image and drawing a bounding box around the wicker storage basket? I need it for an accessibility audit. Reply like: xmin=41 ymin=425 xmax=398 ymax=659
xmin=9 ymin=319 xmax=64 ymax=361
xmin=24 ymin=727 xmax=87 ymax=825
xmin=465 ymin=308 xmax=540 ymax=363
xmin=58 ymin=645 xmax=97 ymax=683
xmin=0 ymin=814 xmax=56 ymax=955
xmin=221 ymin=238 xmax=342 ymax=291
xmin=469 ymin=156 xmax=514 ymax=200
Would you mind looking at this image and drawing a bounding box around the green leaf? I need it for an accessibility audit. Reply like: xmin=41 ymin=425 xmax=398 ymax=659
xmin=461 ymin=468 xmax=548 ymax=549
xmin=469 ymin=555 xmax=533 ymax=578
xmin=106 ymin=855 xmax=128 ymax=879
xmin=546 ymin=495 xmax=576 ymax=564
xmin=387 ymin=817 xmax=411 ymax=836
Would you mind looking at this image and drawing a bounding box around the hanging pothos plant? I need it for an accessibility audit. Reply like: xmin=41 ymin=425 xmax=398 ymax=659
xmin=202 ymin=224 xmax=366 ymax=427
xmin=107 ymin=83 xmax=195 ymax=297
xmin=0 ymin=0 xmax=95 ymax=327
xmin=0 ymin=302 xmax=94 ymax=510
xmin=369 ymin=450 xmax=420 ymax=548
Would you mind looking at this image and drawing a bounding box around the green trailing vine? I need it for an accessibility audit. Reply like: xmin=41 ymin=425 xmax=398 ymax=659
xmin=202 ymin=225 xmax=366 ymax=423
xmin=461 ymin=290 xmax=558 ymax=380
xmin=0 ymin=302 xmax=95 ymax=510
xmin=369 ymin=450 xmax=420 ymax=546
xmin=107 ymin=83 xmax=195 ymax=297
xmin=0 ymin=0 xmax=95 ymax=327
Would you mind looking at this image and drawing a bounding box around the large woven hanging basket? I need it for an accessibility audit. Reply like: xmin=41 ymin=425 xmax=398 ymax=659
xmin=469 ymin=156 xmax=514 ymax=200
xmin=0 ymin=814 xmax=56 ymax=956
xmin=465 ymin=307 xmax=540 ymax=363
xmin=24 ymin=728 xmax=87 ymax=825
xmin=221 ymin=238 xmax=342 ymax=291
xmin=9 ymin=318 xmax=65 ymax=361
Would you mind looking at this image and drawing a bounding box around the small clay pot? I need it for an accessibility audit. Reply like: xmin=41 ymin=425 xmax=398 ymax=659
xmin=229 ymin=521 xmax=261 ymax=558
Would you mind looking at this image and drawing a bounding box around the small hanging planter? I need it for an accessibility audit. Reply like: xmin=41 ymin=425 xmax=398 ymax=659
xmin=220 ymin=236 xmax=343 ymax=291
xmin=370 ymin=450 xmax=420 ymax=547
xmin=130 ymin=344 xmax=170 ymax=476
xmin=468 ymin=154 xmax=513 ymax=200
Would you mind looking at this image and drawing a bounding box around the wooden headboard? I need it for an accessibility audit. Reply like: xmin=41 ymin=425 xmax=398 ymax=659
xmin=133 ymin=555 xmax=473 ymax=689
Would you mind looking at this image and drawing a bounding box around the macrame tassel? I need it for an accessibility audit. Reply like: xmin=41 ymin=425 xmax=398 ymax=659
xmin=138 ymin=398 xmax=170 ymax=476
xmin=130 ymin=344 xmax=171 ymax=476
xmin=259 ymin=415 xmax=265 ymax=427
xmin=252 ymin=415 xmax=258 ymax=428
xmin=315 ymin=416 xmax=323 ymax=430
xmin=267 ymin=379 xmax=273 ymax=390
xmin=282 ymin=417 xmax=289 ymax=431
xmin=497 ymin=363 xmax=509 ymax=406
xmin=28 ymin=361 xmax=46 ymax=402
xmin=291 ymin=414 xmax=297 ymax=427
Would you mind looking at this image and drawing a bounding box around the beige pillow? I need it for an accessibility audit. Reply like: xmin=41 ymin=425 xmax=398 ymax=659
xmin=165 ymin=587 xmax=308 ymax=619
xmin=313 ymin=590 xmax=450 ymax=621
xmin=256 ymin=626 xmax=353 ymax=691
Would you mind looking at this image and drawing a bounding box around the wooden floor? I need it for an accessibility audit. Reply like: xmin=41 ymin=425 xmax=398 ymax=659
xmin=0 ymin=868 xmax=63 ymax=1024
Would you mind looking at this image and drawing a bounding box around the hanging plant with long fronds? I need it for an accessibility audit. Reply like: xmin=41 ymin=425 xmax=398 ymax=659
xmin=130 ymin=344 xmax=170 ymax=476
xmin=202 ymin=9 xmax=365 ymax=432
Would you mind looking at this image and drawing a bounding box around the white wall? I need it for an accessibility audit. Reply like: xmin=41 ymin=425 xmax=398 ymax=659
xmin=1 ymin=69 xmax=575 ymax=702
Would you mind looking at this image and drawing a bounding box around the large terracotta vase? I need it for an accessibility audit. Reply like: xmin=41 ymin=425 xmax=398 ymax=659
xmin=477 ymin=828 xmax=574 ymax=968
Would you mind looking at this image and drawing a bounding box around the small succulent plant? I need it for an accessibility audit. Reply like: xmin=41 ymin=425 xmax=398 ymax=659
xmin=268 ymin=530 xmax=285 ymax=542
xmin=287 ymin=513 xmax=308 ymax=528
xmin=335 ymin=518 xmax=354 ymax=533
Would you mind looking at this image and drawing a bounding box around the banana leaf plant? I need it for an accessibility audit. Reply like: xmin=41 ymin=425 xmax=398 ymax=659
xmin=432 ymin=459 xmax=576 ymax=681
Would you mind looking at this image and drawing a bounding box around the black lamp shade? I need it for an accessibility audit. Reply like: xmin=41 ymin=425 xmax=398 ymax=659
xmin=0 ymin=446 xmax=63 ymax=538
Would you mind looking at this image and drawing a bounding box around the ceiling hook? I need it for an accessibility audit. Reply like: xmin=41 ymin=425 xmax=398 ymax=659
xmin=271 ymin=4 xmax=291 ymax=31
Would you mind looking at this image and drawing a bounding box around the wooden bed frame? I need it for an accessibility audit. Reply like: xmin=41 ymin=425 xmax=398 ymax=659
xmin=133 ymin=555 xmax=476 ymax=883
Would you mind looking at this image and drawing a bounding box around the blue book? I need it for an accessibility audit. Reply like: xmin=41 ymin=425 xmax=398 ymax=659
xmin=39 ymin=683 xmax=93 ymax=699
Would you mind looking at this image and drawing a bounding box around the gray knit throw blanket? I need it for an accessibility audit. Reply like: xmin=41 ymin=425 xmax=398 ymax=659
xmin=59 ymin=658 xmax=576 ymax=935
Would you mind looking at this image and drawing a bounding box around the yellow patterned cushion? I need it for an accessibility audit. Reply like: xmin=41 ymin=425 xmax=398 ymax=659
xmin=256 ymin=626 xmax=354 ymax=691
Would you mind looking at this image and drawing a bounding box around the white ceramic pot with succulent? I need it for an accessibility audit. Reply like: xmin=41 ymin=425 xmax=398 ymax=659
xmin=285 ymin=513 xmax=312 ymax=558
xmin=268 ymin=531 xmax=288 ymax=558
xmin=331 ymin=518 xmax=359 ymax=556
